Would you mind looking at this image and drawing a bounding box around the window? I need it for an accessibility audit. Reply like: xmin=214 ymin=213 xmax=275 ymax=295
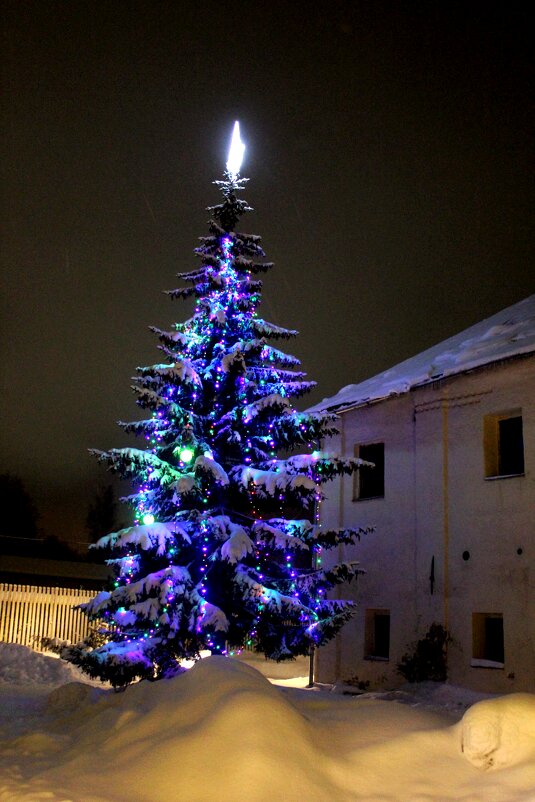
xmin=472 ymin=613 xmax=504 ymax=667
xmin=484 ymin=411 xmax=524 ymax=478
xmin=354 ymin=442 xmax=384 ymax=500
xmin=365 ymin=609 xmax=390 ymax=660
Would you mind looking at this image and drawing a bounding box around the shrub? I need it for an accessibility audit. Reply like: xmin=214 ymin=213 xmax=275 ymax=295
xmin=397 ymin=623 xmax=451 ymax=682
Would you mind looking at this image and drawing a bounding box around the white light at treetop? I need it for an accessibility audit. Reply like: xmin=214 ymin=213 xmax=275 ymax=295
xmin=226 ymin=121 xmax=245 ymax=177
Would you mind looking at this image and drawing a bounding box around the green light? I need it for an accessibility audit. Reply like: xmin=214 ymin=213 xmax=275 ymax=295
xmin=142 ymin=513 xmax=155 ymax=525
xmin=179 ymin=447 xmax=194 ymax=463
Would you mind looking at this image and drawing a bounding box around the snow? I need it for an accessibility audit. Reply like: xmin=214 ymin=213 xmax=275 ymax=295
xmin=0 ymin=644 xmax=83 ymax=687
xmin=172 ymin=474 xmax=195 ymax=495
xmin=193 ymin=454 xmax=230 ymax=485
xmin=460 ymin=694 xmax=535 ymax=771
xmin=220 ymin=525 xmax=254 ymax=563
xmin=97 ymin=521 xmax=190 ymax=555
xmin=139 ymin=360 xmax=202 ymax=386
xmin=252 ymin=520 xmax=310 ymax=552
xmin=309 ymin=294 xmax=535 ymax=413
xmin=198 ymin=602 xmax=229 ymax=632
xmin=235 ymin=465 xmax=316 ymax=496
xmin=1 ymin=644 xmax=535 ymax=801
xmin=242 ymin=393 xmax=291 ymax=422
xmin=221 ymin=347 xmax=246 ymax=373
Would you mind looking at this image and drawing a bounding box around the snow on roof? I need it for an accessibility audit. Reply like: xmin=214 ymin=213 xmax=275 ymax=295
xmin=310 ymin=295 xmax=535 ymax=413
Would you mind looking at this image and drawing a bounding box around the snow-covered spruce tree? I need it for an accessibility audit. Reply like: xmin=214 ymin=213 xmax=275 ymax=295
xmin=69 ymin=131 xmax=369 ymax=687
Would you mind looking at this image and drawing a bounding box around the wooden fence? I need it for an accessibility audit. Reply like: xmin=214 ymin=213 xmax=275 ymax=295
xmin=0 ymin=584 xmax=94 ymax=652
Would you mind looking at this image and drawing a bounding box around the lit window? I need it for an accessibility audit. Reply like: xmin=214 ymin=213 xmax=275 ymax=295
xmin=472 ymin=613 xmax=504 ymax=667
xmin=365 ymin=609 xmax=390 ymax=660
xmin=484 ymin=412 xmax=524 ymax=478
xmin=354 ymin=443 xmax=385 ymax=500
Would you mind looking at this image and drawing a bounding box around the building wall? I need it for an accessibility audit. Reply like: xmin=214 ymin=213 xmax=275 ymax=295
xmin=315 ymin=355 xmax=535 ymax=693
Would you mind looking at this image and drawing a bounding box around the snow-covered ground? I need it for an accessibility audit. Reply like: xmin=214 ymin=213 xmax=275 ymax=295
xmin=1 ymin=643 xmax=535 ymax=801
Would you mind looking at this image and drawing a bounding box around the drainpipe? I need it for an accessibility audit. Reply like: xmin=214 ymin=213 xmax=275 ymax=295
xmin=334 ymin=411 xmax=346 ymax=680
xmin=442 ymin=392 xmax=450 ymax=632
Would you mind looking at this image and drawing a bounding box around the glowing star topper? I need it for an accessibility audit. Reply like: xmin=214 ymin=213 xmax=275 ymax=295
xmin=226 ymin=121 xmax=245 ymax=177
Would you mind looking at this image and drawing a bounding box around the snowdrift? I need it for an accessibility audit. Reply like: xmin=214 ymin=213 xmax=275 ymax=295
xmin=1 ymin=648 xmax=535 ymax=802
xmin=0 ymin=642 xmax=82 ymax=686
xmin=459 ymin=693 xmax=535 ymax=770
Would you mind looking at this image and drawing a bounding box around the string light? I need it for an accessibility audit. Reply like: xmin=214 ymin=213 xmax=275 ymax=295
xmin=178 ymin=447 xmax=194 ymax=463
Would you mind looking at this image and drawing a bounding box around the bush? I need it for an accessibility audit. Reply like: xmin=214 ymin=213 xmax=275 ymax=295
xmin=397 ymin=623 xmax=451 ymax=682
xmin=342 ymin=675 xmax=370 ymax=691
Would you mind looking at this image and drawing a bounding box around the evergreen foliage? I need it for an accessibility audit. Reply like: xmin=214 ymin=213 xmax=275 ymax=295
xmin=70 ymin=165 xmax=370 ymax=686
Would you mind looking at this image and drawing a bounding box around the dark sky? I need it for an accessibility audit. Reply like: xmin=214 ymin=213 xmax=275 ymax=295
xmin=1 ymin=1 xmax=533 ymax=544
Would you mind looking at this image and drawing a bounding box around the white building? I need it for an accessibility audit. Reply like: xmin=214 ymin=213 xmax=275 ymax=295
xmin=311 ymin=295 xmax=535 ymax=693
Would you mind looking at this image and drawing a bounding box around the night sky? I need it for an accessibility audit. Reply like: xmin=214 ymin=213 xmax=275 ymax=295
xmin=2 ymin=1 xmax=533 ymax=544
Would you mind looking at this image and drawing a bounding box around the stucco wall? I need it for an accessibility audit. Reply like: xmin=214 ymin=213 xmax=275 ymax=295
xmin=315 ymin=355 xmax=535 ymax=693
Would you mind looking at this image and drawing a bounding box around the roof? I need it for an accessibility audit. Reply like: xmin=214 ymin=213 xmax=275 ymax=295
xmin=0 ymin=555 xmax=112 ymax=590
xmin=309 ymin=295 xmax=535 ymax=414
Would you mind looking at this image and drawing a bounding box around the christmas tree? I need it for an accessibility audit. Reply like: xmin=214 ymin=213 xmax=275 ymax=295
xmin=69 ymin=123 xmax=369 ymax=687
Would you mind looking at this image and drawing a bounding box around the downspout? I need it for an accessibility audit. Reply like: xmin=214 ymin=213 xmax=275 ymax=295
xmin=442 ymin=392 xmax=450 ymax=632
xmin=335 ymin=410 xmax=346 ymax=680
xmin=412 ymin=400 xmax=419 ymax=633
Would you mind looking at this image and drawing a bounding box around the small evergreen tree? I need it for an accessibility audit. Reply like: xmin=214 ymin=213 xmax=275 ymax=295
xmin=0 ymin=474 xmax=40 ymax=554
xmin=71 ymin=126 xmax=369 ymax=687
xmin=86 ymin=484 xmax=119 ymax=543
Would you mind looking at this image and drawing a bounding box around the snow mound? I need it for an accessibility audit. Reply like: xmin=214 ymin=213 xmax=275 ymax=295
xmin=459 ymin=693 xmax=535 ymax=770
xmin=0 ymin=643 xmax=81 ymax=686
xmin=32 ymin=656 xmax=333 ymax=802
xmin=2 ymin=652 xmax=535 ymax=802
xmin=46 ymin=681 xmax=104 ymax=714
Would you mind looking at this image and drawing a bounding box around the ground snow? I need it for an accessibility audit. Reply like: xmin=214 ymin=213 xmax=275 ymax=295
xmin=0 ymin=644 xmax=535 ymax=801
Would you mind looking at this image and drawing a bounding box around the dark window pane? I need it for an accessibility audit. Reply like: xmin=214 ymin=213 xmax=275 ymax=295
xmin=485 ymin=617 xmax=504 ymax=663
xmin=374 ymin=613 xmax=390 ymax=658
xmin=359 ymin=443 xmax=385 ymax=498
xmin=499 ymin=417 xmax=524 ymax=475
